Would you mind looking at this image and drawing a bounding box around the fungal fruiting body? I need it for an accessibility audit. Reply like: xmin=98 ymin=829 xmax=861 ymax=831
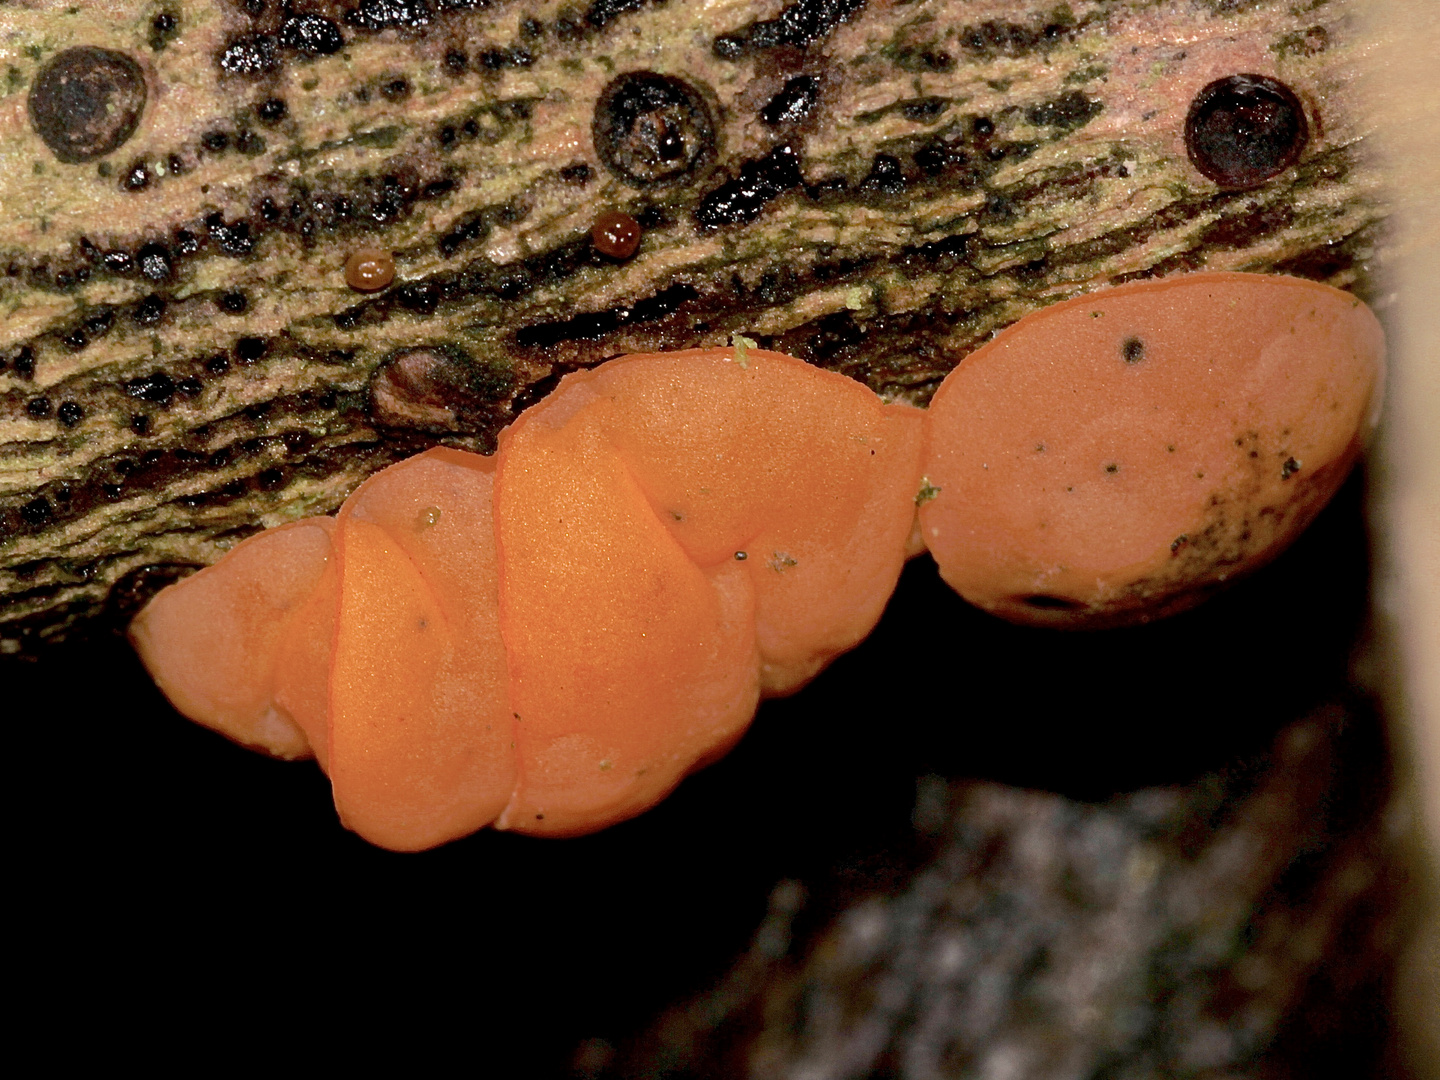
xmin=921 ymin=273 xmax=1384 ymax=627
xmin=132 ymin=348 xmax=925 ymax=849
xmin=130 ymin=273 xmax=1385 ymax=850
xmin=344 ymin=248 xmax=397 ymax=292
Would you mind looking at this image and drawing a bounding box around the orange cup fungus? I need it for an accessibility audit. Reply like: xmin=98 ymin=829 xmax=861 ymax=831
xmin=920 ymin=272 xmax=1384 ymax=626
xmin=130 ymin=273 xmax=1384 ymax=850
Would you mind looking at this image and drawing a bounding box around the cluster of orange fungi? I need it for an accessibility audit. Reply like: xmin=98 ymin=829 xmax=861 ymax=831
xmin=133 ymin=273 xmax=1383 ymax=851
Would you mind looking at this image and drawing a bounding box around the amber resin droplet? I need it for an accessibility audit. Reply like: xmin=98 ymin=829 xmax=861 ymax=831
xmin=591 ymin=210 xmax=642 ymax=259
xmin=345 ymin=248 xmax=396 ymax=291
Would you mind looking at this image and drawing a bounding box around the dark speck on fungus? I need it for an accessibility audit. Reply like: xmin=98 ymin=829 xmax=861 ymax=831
xmin=57 ymin=401 xmax=84 ymax=427
xmin=593 ymin=72 xmax=716 ymax=187
xmin=1185 ymin=74 xmax=1308 ymax=190
xmin=1281 ymin=456 xmax=1302 ymax=480
xmin=28 ymin=47 xmax=148 ymax=164
xmin=1121 ymin=336 xmax=1145 ymax=363
xmin=1021 ymin=594 xmax=1081 ymax=611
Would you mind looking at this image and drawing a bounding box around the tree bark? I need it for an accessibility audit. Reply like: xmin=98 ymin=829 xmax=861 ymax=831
xmin=0 ymin=0 xmax=1386 ymax=647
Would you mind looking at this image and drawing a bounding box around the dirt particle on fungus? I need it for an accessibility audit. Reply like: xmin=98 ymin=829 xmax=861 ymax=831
xmin=1121 ymin=336 xmax=1145 ymax=363
xmin=915 ymin=477 xmax=941 ymax=505
xmin=1171 ymin=534 xmax=1190 ymax=555
xmin=734 ymin=551 xmax=748 ymax=561
xmin=1281 ymin=456 xmax=1302 ymax=479
xmin=769 ymin=551 xmax=798 ymax=572
xmin=1105 ymin=462 xmax=1119 ymax=474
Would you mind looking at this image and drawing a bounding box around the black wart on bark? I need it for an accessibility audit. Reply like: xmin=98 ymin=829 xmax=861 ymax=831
xmin=593 ymin=72 xmax=717 ymax=187
xmin=695 ymin=145 xmax=803 ymax=228
xmin=714 ymin=0 xmax=868 ymax=58
xmin=1185 ymin=74 xmax=1309 ymax=190
xmin=28 ymin=47 xmax=148 ymax=164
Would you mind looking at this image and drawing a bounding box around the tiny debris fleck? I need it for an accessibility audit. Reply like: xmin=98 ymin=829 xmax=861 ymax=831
xmin=734 ymin=551 xmax=748 ymax=561
xmin=731 ymin=333 xmax=757 ymax=369
xmin=1281 ymin=456 xmax=1302 ymax=480
xmin=769 ymin=551 xmax=798 ymax=572
xmin=915 ymin=477 xmax=941 ymax=505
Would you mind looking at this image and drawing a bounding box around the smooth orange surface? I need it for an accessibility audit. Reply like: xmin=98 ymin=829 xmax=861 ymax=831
xmin=129 ymin=517 xmax=335 ymax=759
xmin=130 ymin=282 xmax=1384 ymax=850
xmin=329 ymin=449 xmax=515 ymax=852
xmin=271 ymin=553 xmax=339 ymax=771
xmin=493 ymin=348 xmax=924 ymax=835
xmin=921 ymin=272 xmax=1385 ymax=626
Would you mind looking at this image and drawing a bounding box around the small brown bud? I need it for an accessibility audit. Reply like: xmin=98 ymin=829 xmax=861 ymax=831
xmin=591 ymin=210 xmax=642 ymax=259
xmin=345 ymin=248 xmax=396 ymax=291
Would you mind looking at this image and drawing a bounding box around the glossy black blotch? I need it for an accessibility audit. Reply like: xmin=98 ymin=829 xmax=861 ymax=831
xmin=695 ymin=145 xmax=803 ymax=229
xmin=760 ymin=76 xmax=820 ymax=126
xmin=279 ymin=14 xmax=344 ymax=55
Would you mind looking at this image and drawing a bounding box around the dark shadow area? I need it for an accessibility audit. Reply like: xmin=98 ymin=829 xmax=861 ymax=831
xmin=6 ymin=472 xmax=1374 ymax=1073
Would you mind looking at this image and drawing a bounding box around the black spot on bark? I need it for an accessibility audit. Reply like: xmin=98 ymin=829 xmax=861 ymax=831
xmin=1185 ymin=75 xmax=1308 ymax=190
xmin=695 ymin=144 xmax=802 ymax=228
xmin=134 ymin=293 xmax=167 ymax=325
xmin=515 ymin=284 xmax=698 ymax=349
xmin=760 ymin=76 xmax=820 ymax=126
xmin=347 ymin=0 xmax=435 ymax=32
xmin=28 ymin=47 xmax=148 ymax=163
xmin=593 ymin=72 xmax=716 ymax=187
xmin=256 ymin=97 xmax=288 ymax=124
xmin=220 ymin=34 xmax=279 ymax=77
xmin=279 ymin=15 xmax=345 ymax=55
xmin=125 ymin=371 xmax=177 ymax=406
xmin=1026 ymin=90 xmax=1102 ymax=132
